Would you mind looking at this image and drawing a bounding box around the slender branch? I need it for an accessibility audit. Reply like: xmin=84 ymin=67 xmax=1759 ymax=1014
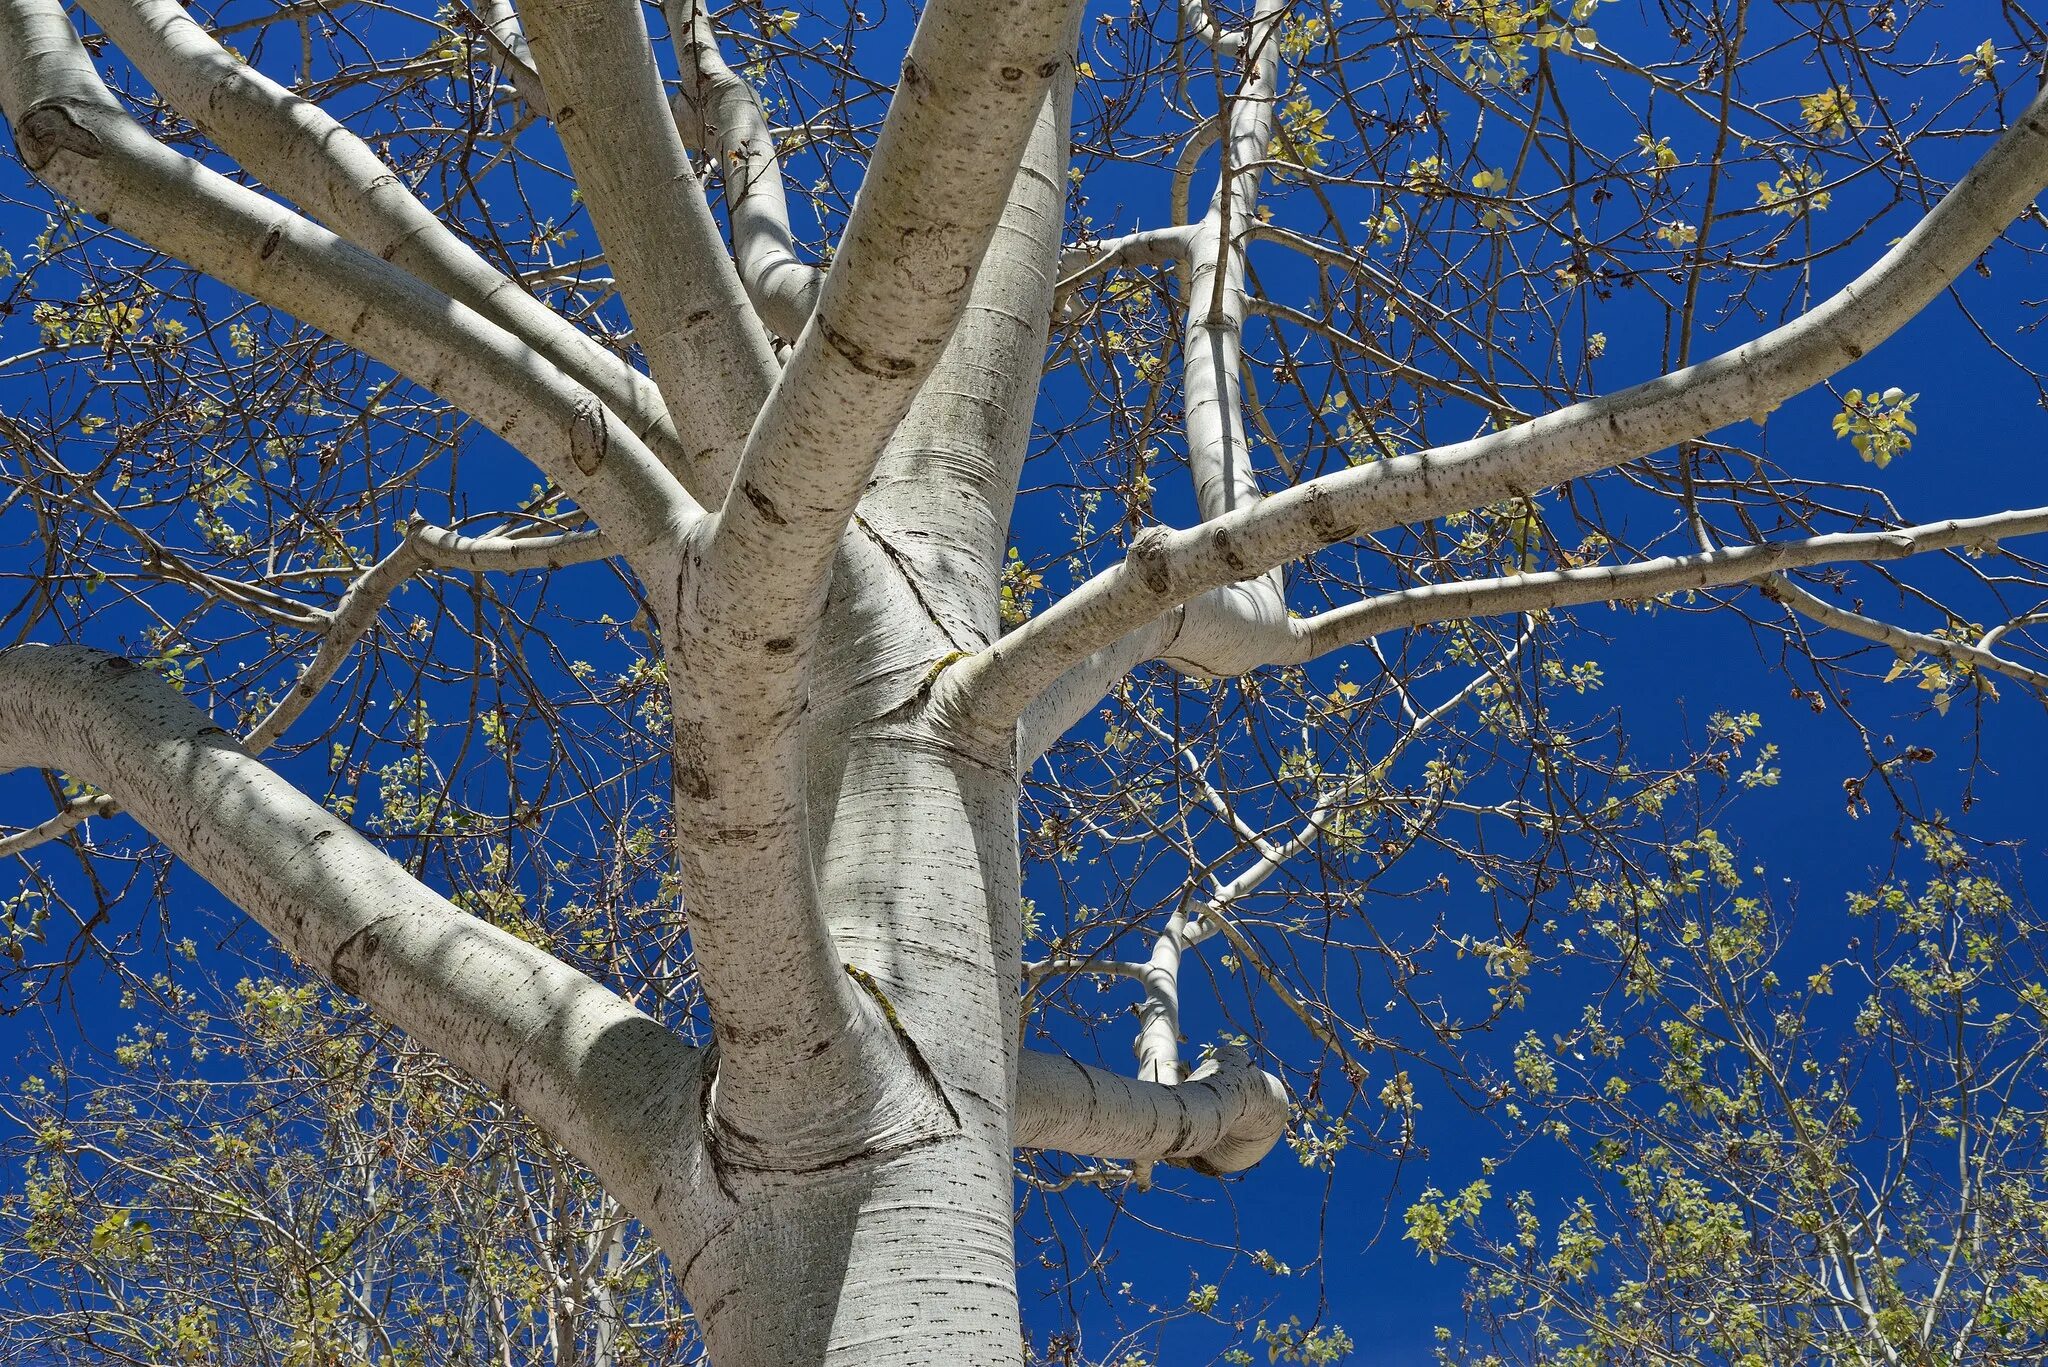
xmin=1285 ymin=507 xmax=2048 ymax=668
xmin=0 ymin=792 xmax=115 ymax=860
xmin=1055 ymin=223 xmax=1196 ymax=297
xmin=1764 ymin=575 xmax=2048 ymax=692
xmin=462 ymin=0 xmax=549 ymax=115
xmin=667 ymin=0 xmax=824 ymax=341
xmin=244 ymin=519 xmax=613 ymax=753
xmin=1021 ymin=508 xmax=2048 ymax=759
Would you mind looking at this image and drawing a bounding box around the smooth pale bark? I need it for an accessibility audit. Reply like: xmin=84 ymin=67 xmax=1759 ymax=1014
xmin=658 ymin=0 xmax=1080 ymax=1180
xmin=668 ymin=0 xmax=825 ymax=341
xmin=1016 ymin=1046 xmax=1289 ymax=1174
xmin=941 ymin=80 xmax=2048 ymax=735
xmin=8 ymin=0 xmax=2043 ymax=1359
xmin=861 ymin=34 xmax=1084 ymax=656
xmin=517 ymin=0 xmax=778 ymax=490
xmin=700 ymin=0 xmax=1081 ymax=634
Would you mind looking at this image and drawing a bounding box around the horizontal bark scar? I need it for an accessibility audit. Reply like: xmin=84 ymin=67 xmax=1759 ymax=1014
xmin=816 ymin=317 xmax=918 ymax=379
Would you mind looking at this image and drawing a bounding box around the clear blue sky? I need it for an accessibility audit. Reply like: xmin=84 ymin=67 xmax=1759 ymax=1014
xmin=1 ymin=3 xmax=2044 ymax=1363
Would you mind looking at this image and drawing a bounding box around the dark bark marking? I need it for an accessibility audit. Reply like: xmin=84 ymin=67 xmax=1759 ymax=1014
xmin=817 ymin=317 xmax=918 ymax=379
xmin=740 ymin=481 xmax=787 ymax=525
xmin=569 ymin=399 xmax=609 ymax=475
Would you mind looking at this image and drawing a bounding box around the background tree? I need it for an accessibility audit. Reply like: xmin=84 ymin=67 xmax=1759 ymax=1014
xmin=1419 ymin=827 xmax=2048 ymax=1367
xmin=0 ymin=0 xmax=2045 ymax=1362
xmin=1 ymin=953 xmax=690 ymax=1366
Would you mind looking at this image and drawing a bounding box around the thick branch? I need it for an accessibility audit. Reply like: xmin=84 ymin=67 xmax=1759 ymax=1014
xmin=0 ymin=644 xmax=703 ymax=1218
xmin=1019 ymin=509 xmax=2048 ymax=762
xmin=0 ymin=0 xmax=696 ymax=557
xmin=1014 ymin=1045 xmax=1289 ymax=1174
xmin=939 ymin=81 xmax=2048 ymax=732
xmin=517 ymin=0 xmax=778 ymax=491
xmin=863 ymin=25 xmax=1086 ymax=652
xmin=699 ymin=0 xmax=1081 ymax=636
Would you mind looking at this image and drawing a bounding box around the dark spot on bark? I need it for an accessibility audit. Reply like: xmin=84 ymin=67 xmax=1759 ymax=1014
xmin=260 ymin=225 xmax=284 ymax=260
xmin=569 ymin=399 xmax=608 ymax=475
xmin=555 ymin=104 xmax=576 ymax=122
xmin=1211 ymin=523 xmax=1247 ymax=573
xmin=1038 ymin=60 xmax=1060 ymax=78
xmin=764 ymin=636 xmax=796 ymax=653
xmin=686 ymin=308 xmax=715 ymax=326
xmin=1000 ymin=65 xmax=1025 ymax=81
xmin=817 ymin=317 xmax=918 ymax=379
xmin=101 ymin=656 xmax=133 ymax=673
xmin=14 ymin=103 xmax=103 ymax=173
xmin=1842 ymin=340 xmax=1865 ymax=360
xmin=741 ymin=481 xmax=786 ymax=525
xmin=900 ymin=57 xmax=926 ymax=93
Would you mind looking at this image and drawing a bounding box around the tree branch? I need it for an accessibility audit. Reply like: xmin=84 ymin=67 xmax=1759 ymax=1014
xmin=516 ymin=0 xmax=779 ymax=492
xmin=245 ymin=519 xmax=613 ymax=753
xmin=0 ymin=0 xmax=697 ymax=558
xmin=697 ymin=0 xmax=1082 ymax=637
xmin=1286 ymin=507 xmax=2048 ymax=668
xmin=938 ymin=80 xmax=2048 ymax=736
xmin=81 ymin=0 xmax=697 ymax=487
xmin=1014 ymin=1044 xmax=1288 ymax=1174
xmin=667 ymin=0 xmax=824 ymax=341
xmin=0 ymin=643 xmax=704 ymax=1222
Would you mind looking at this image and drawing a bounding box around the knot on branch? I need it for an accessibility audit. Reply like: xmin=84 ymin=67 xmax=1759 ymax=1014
xmin=12 ymin=101 xmax=103 ymax=172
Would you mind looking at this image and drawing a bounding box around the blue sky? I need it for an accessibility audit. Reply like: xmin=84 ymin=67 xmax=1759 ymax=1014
xmin=2 ymin=1 xmax=2045 ymax=1363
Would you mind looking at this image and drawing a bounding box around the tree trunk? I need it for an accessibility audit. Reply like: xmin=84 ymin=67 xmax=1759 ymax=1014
xmin=680 ymin=722 xmax=1026 ymax=1365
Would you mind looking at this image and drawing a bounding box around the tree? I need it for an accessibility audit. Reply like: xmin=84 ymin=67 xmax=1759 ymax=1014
xmin=2 ymin=954 xmax=691 ymax=1366
xmin=0 ymin=0 xmax=2045 ymax=1361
